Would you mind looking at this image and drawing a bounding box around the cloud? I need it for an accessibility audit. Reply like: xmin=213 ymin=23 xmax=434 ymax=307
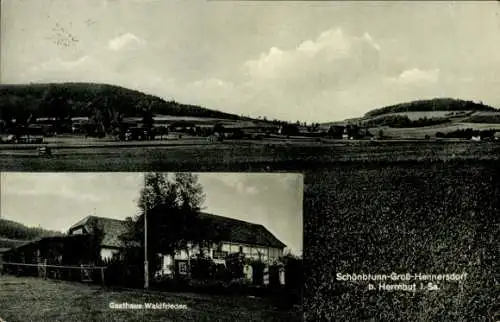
xmin=215 ymin=174 xmax=248 ymax=194
xmin=390 ymin=68 xmax=440 ymax=84
xmin=245 ymin=186 xmax=258 ymax=195
xmin=3 ymin=179 xmax=101 ymax=203
xmin=27 ymin=55 xmax=90 ymax=73
xmin=243 ymin=27 xmax=381 ymax=87
xmin=108 ymin=33 xmax=145 ymax=51
xmin=189 ymin=78 xmax=234 ymax=89
xmin=209 ymin=174 xmax=263 ymax=196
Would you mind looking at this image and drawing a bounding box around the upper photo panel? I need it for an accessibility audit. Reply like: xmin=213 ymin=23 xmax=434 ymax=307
xmin=1 ymin=1 xmax=500 ymax=171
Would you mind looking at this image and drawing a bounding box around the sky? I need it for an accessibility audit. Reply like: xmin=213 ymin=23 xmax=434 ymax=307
xmin=1 ymin=1 xmax=500 ymax=122
xmin=0 ymin=172 xmax=303 ymax=255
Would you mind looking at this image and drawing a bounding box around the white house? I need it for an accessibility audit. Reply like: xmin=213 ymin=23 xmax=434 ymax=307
xmin=471 ymin=135 xmax=481 ymax=141
xmin=156 ymin=212 xmax=286 ymax=278
xmin=67 ymin=214 xmax=287 ymax=283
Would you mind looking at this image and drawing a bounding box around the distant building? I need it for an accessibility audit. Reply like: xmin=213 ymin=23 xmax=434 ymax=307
xmin=471 ymin=135 xmax=481 ymax=141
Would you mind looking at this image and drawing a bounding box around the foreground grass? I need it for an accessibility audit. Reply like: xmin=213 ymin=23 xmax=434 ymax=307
xmin=0 ymin=275 xmax=300 ymax=322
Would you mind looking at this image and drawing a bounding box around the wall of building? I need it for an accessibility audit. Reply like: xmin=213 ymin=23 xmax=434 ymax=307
xmin=156 ymin=241 xmax=284 ymax=276
xmin=70 ymin=227 xmax=84 ymax=235
xmin=100 ymin=248 xmax=119 ymax=260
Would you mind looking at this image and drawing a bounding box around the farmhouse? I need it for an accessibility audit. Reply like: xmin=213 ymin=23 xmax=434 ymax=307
xmin=67 ymin=214 xmax=286 ymax=277
xmin=67 ymin=216 xmax=130 ymax=260
xmin=158 ymin=212 xmax=286 ymax=276
xmin=3 ymin=213 xmax=287 ymax=284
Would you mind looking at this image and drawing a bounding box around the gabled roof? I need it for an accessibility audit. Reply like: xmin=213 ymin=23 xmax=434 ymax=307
xmin=69 ymin=212 xmax=287 ymax=250
xmin=68 ymin=216 xmax=128 ymax=248
xmin=198 ymin=212 xmax=286 ymax=249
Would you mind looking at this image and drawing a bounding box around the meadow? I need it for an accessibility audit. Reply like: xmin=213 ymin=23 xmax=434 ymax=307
xmin=1 ymin=139 xmax=500 ymax=171
xmin=0 ymin=275 xmax=299 ymax=322
xmin=373 ymin=123 xmax=500 ymax=138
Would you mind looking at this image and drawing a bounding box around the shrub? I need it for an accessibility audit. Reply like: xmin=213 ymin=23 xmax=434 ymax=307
xmin=225 ymin=253 xmax=245 ymax=279
xmin=190 ymin=255 xmax=217 ymax=280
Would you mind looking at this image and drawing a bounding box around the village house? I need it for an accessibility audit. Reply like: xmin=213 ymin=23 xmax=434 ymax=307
xmin=67 ymin=216 xmax=128 ymax=260
xmin=67 ymin=214 xmax=287 ymax=281
xmin=157 ymin=212 xmax=286 ymax=278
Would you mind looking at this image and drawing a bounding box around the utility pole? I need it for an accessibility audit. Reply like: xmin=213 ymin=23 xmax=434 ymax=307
xmin=144 ymin=175 xmax=149 ymax=290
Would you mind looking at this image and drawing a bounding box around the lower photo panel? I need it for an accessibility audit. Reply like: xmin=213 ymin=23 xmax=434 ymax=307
xmin=0 ymin=172 xmax=303 ymax=322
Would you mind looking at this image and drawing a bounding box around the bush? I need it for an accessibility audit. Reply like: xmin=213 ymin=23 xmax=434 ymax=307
xmin=104 ymin=261 xmax=143 ymax=288
xmin=213 ymin=263 xmax=231 ymax=281
xmin=250 ymin=260 xmax=266 ymax=285
xmin=225 ymin=253 xmax=245 ymax=279
xmin=190 ymin=255 xmax=216 ymax=280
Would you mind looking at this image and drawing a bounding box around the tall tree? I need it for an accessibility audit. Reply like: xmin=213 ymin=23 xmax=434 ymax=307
xmin=121 ymin=172 xmax=207 ymax=280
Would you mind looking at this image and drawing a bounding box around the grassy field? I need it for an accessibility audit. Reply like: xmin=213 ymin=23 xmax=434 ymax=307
xmin=304 ymin=161 xmax=499 ymax=321
xmin=367 ymin=111 xmax=456 ymax=121
xmin=0 ymin=275 xmax=300 ymax=322
xmin=0 ymin=140 xmax=500 ymax=171
xmin=372 ymin=123 xmax=500 ymax=138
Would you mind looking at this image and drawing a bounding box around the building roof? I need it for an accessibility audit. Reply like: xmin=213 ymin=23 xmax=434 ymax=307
xmin=68 ymin=216 xmax=129 ymax=248
xmin=69 ymin=213 xmax=286 ymax=250
xmin=198 ymin=212 xmax=286 ymax=249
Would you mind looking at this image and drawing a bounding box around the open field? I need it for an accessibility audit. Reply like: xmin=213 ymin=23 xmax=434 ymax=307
xmin=372 ymin=123 xmax=500 ymax=138
xmin=368 ymin=111 xmax=459 ymax=121
xmin=0 ymin=275 xmax=300 ymax=322
xmin=304 ymin=161 xmax=499 ymax=321
xmin=0 ymin=140 xmax=500 ymax=171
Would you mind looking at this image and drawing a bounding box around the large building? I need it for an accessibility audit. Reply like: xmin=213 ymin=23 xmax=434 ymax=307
xmin=67 ymin=216 xmax=129 ymax=260
xmin=67 ymin=214 xmax=287 ymax=277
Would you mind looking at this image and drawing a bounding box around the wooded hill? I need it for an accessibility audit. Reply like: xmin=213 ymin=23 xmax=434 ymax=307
xmin=0 ymin=82 xmax=246 ymax=125
xmin=0 ymin=218 xmax=63 ymax=249
xmin=364 ymin=98 xmax=497 ymax=118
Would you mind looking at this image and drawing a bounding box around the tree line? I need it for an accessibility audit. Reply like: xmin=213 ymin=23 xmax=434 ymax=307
xmin=0 ymin=83 xmax=243 ymax=134
xmin=362 ymin=115 xmax=450 ymax=128
xmin=365 ymin=98 xmax=497 ymax=118
xmin=0 ymin=218 xmax=62 ymax=241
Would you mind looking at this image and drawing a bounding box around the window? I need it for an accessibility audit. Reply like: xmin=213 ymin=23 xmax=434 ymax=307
xmin=178 ymin=262 xmax=187 ymax=275
xmin=213 ymin=250 xmax=228 ymax=260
